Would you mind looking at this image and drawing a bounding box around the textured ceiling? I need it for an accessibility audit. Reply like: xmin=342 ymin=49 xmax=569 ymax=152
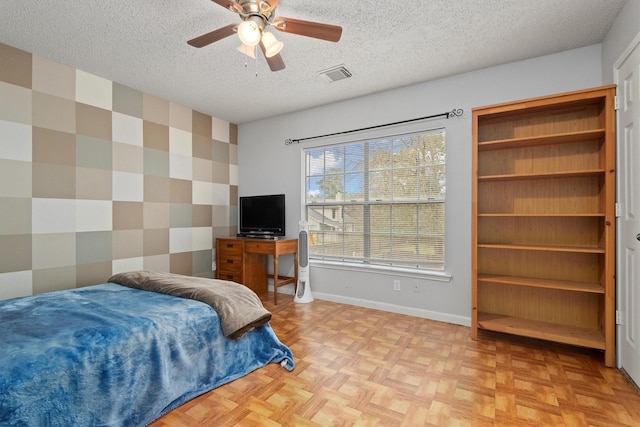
xmin=0 ymin=0 xmax=626 ymax=124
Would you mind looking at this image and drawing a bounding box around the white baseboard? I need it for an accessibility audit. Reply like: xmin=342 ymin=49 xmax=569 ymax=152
xmin=272 ymin=285 xmax=470 ymax=327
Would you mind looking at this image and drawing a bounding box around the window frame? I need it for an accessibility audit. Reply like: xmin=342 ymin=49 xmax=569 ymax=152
xmin=301 ymin=126 xmax=451 ymax=281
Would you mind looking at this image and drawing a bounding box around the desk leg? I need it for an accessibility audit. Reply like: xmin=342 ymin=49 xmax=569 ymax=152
xmin=273 ymin=254 xmax=279 ymax=305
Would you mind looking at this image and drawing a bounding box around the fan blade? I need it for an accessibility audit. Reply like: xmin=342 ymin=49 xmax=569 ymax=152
xmin=211 ymin=0 xmax=243 ymax=13
xmin=211 ymin=0 xmax=231 ymax=8
xmin=272 ymin=17 xmax=342 ymax=42
xmin=188 ymin=23 xmax=237 ymax=48
xmin=266 ymin=53 xmax=285 ymax=72
xmin=259 ymin=41 xmax=285 ymax=72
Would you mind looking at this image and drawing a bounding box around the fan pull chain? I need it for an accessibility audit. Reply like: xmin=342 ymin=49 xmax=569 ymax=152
xmin=241 ymin=46 xmax=259 ymax=77
xmin=240 ymin=46 xmax=259 ymax=77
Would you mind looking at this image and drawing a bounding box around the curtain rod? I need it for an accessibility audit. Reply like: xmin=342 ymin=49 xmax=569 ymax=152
xmin=284 ymin=108 xmax=463 ymax=145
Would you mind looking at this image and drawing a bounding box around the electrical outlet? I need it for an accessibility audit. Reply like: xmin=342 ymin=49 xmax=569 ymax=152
xmin=412 ymin=281 xmax=420 ymax=293
xmin=393 ymin=280 xmax=401 ymax=291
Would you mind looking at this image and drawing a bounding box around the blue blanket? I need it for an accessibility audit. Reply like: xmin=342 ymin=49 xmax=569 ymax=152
xmin=0 ymin=283 xmax=294 ymax=426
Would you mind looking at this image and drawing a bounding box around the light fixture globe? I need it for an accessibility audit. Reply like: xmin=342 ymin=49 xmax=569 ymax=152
xmin=236 ymin=43 xmax=256 ymax=59
xmin=261 ymin=32 xmax=283 ymax=58
xmin=237 ymin=19 xmax=261 ymax=47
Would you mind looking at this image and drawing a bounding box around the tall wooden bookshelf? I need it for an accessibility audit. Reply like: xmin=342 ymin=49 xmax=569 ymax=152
xmin=471 ymin=85 xmax=616 ymax=366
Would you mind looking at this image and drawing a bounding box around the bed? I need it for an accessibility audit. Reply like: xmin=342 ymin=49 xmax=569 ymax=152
xmin=0 ymin=271 xmax=294 ymax=426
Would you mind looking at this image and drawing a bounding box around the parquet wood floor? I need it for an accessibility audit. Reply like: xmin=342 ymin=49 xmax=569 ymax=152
xmin=151 ymin=294 xmax=640 ymax=426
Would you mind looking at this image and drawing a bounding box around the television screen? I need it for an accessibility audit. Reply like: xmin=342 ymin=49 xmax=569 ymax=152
xmin=238 ymin=194 xmax=285 ymax=237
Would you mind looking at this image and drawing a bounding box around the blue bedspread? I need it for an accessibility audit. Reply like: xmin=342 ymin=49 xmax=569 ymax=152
xmin=0 ymin=283 xmax=294 ymax=426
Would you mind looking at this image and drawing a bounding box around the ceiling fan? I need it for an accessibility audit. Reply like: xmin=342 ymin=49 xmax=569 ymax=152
xmin=187 ymin=0 xmax=343 ymax=72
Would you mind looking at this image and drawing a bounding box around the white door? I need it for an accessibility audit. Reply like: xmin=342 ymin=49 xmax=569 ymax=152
xmin=616 ymin=35 xmax=640 ymax=385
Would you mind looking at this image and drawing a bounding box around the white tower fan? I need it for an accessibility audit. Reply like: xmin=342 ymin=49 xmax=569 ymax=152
xmin=294 ymin=220 xmax=314 ymax=303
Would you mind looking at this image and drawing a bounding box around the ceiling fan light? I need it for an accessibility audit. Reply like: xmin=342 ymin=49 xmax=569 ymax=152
xmin=237 ymin=20 xmax=261 ymax=47
xmin=261 ymin=32 xmax=283 ymax=58
xmin=236 ymin=43 xmax=256 ymax=59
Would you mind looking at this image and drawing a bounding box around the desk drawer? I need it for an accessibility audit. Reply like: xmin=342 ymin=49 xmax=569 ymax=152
xmin=218 ymin=254 xmax=243 ymax=272
xmin=244 ymin=240 xmax=275 ymax=254
xmin=217 ymin=270 xmax=243 ymax=283
xmin=218 ymin=240 xmax=243 ymax=256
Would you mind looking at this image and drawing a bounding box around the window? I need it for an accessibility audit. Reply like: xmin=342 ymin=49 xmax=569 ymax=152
xmin=304 ymin=128 xmax=445 ymax=271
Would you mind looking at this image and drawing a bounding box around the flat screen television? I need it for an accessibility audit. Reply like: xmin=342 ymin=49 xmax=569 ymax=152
xmin=238 ymin=194 xmax=286 ymax=238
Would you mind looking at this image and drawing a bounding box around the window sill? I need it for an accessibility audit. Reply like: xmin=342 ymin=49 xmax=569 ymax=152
xmin=309 ymin=260 xmax=452 ymax=282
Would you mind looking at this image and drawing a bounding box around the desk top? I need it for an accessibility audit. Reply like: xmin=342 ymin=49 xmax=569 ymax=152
xmin=217 ymin=236 xmax=298 ymax=253
xmin=220 ymin=236 xmax=297 ymax=242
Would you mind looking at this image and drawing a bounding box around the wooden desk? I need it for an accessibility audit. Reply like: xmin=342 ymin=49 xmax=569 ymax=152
xmin=216 ymin=237 xmax=298 ymax=304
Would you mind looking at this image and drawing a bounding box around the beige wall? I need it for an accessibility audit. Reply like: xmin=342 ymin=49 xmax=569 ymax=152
xmin=0 ymin=42 xmax=238 ymax=299
xmin=238 ymin=44 xmax=604 ymax=323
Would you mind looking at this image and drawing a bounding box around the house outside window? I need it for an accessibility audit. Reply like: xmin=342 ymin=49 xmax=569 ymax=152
xmin=304 ymin=128 xmax=446 ymax=272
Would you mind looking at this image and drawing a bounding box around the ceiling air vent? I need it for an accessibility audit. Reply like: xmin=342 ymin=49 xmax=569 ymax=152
xmin=318 ymin=64 xmax=353 ymax=82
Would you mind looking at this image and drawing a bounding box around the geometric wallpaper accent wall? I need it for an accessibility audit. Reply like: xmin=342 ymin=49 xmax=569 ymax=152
xmin=0 ymin=42 xmax=238 ymax=300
